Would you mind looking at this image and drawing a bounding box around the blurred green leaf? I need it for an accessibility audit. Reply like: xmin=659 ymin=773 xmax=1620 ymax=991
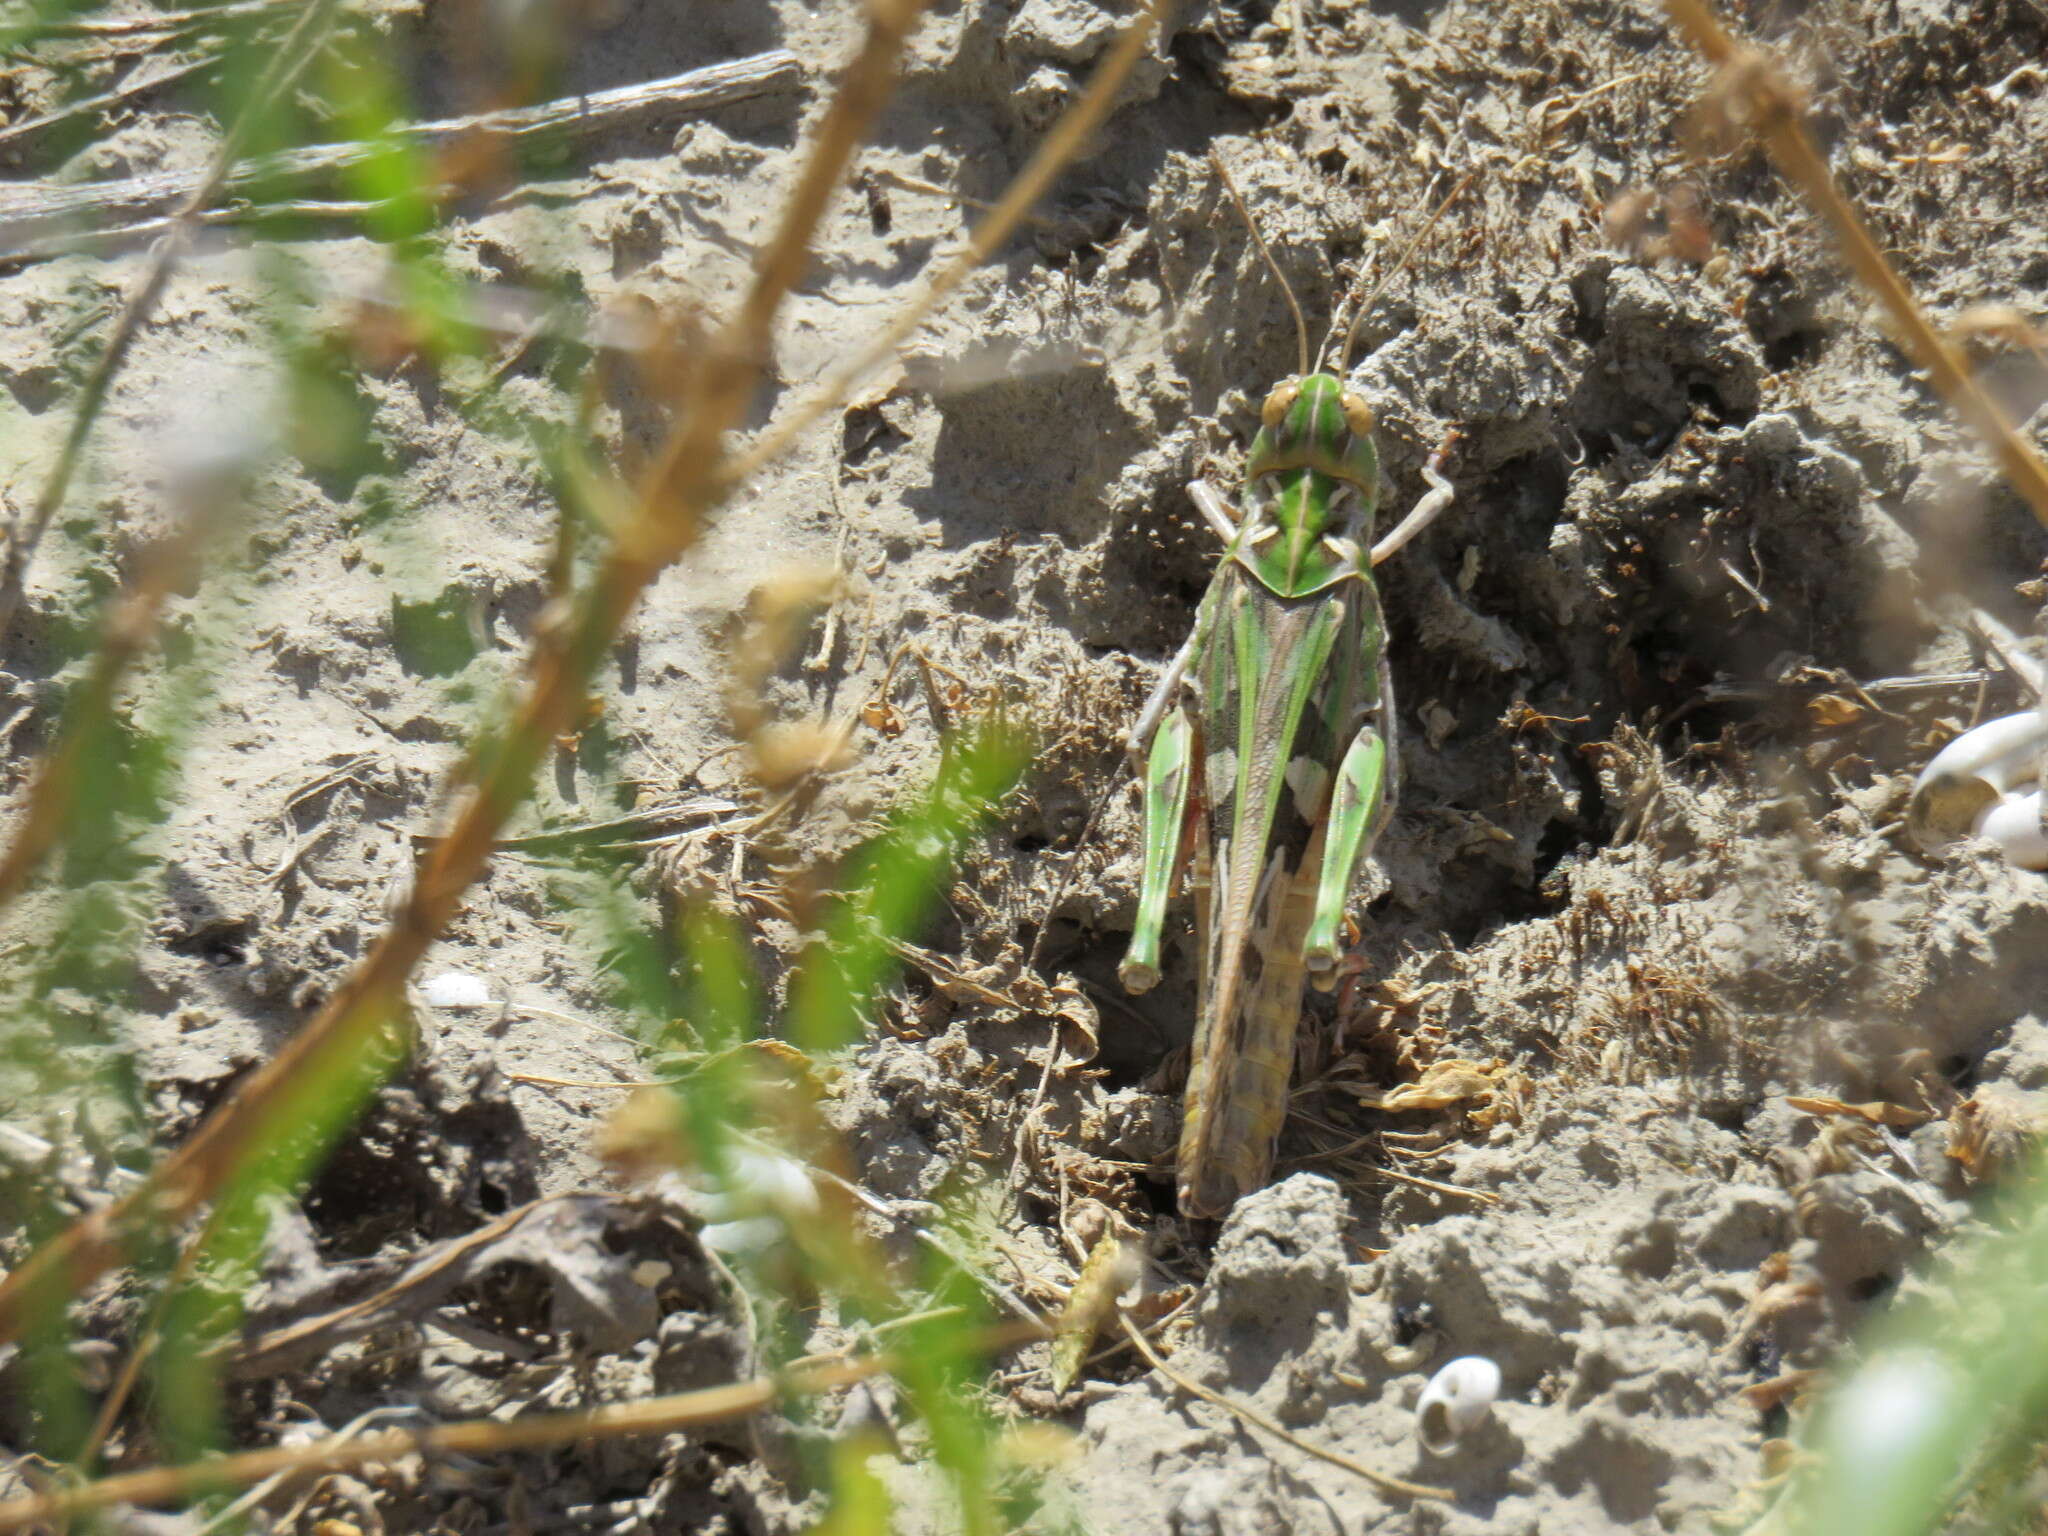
xmin=1783 ymin=1172 xmax=2048 ymax=1536
xmin=791 ymin=718 xmax=1029 ymax=1054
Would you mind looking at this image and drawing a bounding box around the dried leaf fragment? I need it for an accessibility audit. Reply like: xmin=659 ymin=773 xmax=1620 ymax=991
xmin=1470 ymin=1068 xmax=1531 ymax=1130
xmin=1751 ymin=1277 xmax=1824 ymax=1324
xmin=1805 ymin=694 xmax=1863 ymax=728
xmin=862 ymin=696 xmax=906 ymax=737
xmin=1123 ymin=1282 xmax=1193 ymax=1327
xmin=1739 ymin=1369 xmax=1817 ymax=1412
xmin=1945 ymin=1085 xmax=2046 ymax=1182
xmin=1350 ymin=1058 xmax=1504 ymax=1114
xmin=1758 ymin=1436 xmax=1821 ymax=1481
xmin=1784 ymin=1094 xmax=1929 ymax=1128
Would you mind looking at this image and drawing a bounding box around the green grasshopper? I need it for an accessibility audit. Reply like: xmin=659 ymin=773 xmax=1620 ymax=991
xmin=1120 ymin=164 xmax=1456 ymax=1218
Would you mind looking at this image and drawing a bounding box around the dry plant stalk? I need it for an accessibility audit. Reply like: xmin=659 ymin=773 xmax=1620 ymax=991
xmin=0 ymin=1322 xmax=1045 ymax=1529
xmin=0 ymin=0 xmax=1167 ymax=1345
xmin=1662 ymin=0 xmax=2048 ymax=530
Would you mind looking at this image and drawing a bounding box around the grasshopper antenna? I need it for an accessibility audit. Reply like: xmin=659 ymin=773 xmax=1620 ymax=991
xmin=1331 ymin=166 xmax=1478 ymax=377
xmin=1209 ymin=147 xmax=1310 ymax=380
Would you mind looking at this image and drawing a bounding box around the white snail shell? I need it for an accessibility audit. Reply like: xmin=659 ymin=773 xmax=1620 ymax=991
xmin=1908 ymin=710 xmax=2048 ymax=867
xmin=1976 ymin=790 xmax=2048 ymax=869
xmin=1415 ymin=1355 xmax=1501 ymax=1455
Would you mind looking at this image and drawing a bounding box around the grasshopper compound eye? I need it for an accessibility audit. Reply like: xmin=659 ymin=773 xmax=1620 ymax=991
xmin=1339 ymin=391 xmax=1376 ymax=437
xmin=1260 ymin=381 xmax=1301 ymax=429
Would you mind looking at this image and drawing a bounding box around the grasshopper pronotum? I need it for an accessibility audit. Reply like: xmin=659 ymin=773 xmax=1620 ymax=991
xmin=1121 ymin=158 xmax=1456 ymax=1218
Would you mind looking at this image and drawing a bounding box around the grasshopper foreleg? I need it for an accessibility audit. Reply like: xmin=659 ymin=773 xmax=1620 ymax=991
xmin=1369 ymin=434 xmax=1458 ymax=567
xmin=1188 ymin=480 xmax=1243 ymax=547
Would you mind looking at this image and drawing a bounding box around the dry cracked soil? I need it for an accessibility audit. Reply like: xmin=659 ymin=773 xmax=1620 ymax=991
xmin=4 ymin=0 xmax=2048 ymax=1531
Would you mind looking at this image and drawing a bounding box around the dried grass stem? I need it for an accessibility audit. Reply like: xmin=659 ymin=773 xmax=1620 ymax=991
xmin=1663 ymin=0 xmax=2048 ymax=529
xmin=0 ymin=1321 xmax=1044 ymax=1529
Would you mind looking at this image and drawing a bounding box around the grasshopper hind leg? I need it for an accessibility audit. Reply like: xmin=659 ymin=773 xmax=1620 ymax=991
xmin=1303 ymin=715 xmax=1392 ymax=978
xmin=1120 ymin=705 xmax=1198 ymax=994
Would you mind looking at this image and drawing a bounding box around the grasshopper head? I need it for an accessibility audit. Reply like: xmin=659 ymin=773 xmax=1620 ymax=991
xmin=1246 ymin=372 xmax=1380 ymax=500
xmin=1237 ymin=373 xmax=1380 ymax=594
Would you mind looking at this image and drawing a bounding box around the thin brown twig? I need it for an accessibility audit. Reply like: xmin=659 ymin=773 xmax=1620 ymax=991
xmin=506 ymin=1071 xmax=668 ymax=1089
xmin=1662 ymin=0 xmax=2048 ymax=529
xmin=1117 ymin=1313 xmax=1453 ymax=1503
xmin=0 ymin=0 xmax=343 ymax=640
xmin=226 ymin=1194 xmax=616 ymax=1377
xmin=1962 ymin=606 xmax=2046 ymax=699
xmin=1288 ymin=1112 xmax=1502 ymax=1204
xmin=0 ymin=1321 xmax=1046 ymax=1529
xmin=0 ymin=3 xmax=929 ymax=1345
xmin=1364 ymin=1160 xmax=1499 ymax=1204
xmin=863 ymin=165 xmax=1017 ymax=220
xmin=191 ymin=1405 xmax=427 ymax=1535
xmin=1077 ymin=1288 xmax=1194 ymax=1374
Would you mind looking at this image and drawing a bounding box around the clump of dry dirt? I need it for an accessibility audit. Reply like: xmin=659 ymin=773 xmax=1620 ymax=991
xmin=4 ymin=0 xmax=2048 ymax=1529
